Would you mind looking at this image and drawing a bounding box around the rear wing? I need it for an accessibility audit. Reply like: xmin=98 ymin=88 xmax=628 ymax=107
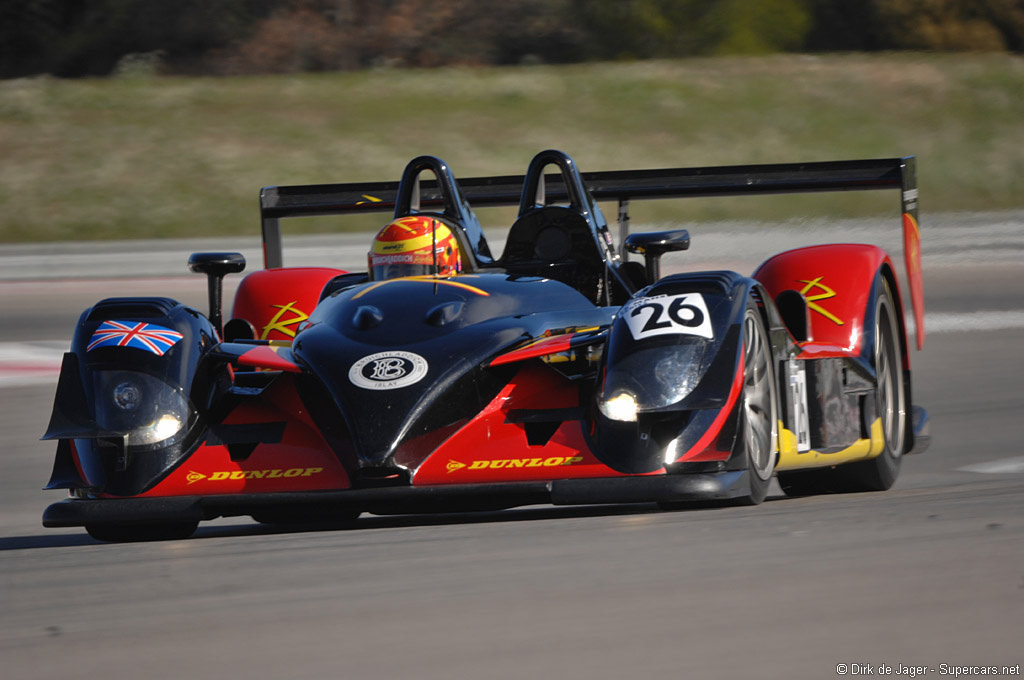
xmin=260 ymin=156 xmax=922 ymax=347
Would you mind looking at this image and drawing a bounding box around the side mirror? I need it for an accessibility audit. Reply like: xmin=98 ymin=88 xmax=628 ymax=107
xmin=188 ymin=252 xmax=246 ymax=337
xmin=624 ymin=230 xmax=690 ymax=284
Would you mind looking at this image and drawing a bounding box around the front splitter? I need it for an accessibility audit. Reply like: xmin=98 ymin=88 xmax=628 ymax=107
xmin=43 ymin=470 xmax=752 ymax=527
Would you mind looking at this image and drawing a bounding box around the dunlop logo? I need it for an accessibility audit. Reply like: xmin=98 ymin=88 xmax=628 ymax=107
xmin=447 ymin=456 xmax=583 ymax=472
xmin=192 ymin=467 xmax=324 ymax=482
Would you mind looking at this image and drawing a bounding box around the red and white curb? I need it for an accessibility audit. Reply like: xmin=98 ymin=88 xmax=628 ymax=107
xmin=0 ymin=342 xmax=67 ymax=388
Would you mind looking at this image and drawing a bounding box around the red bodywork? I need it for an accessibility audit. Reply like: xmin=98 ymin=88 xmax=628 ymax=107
xmin=134 ymin=378 xmax=351 ymax=497
xmin=754 ymin=243 xmax=897 ymax=359
xmin=412 ymin=364 xmax=649 ymax=484
xmin=231 ymin=267 xmax=345 ymax=341
xmin=94 ymin=355 xmax=744 ymax=497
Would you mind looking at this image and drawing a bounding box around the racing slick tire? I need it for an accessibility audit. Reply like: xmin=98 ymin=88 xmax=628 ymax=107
xmin=841 ymin=277 xmax=906 ymax=490
xmin=778 ymin=278 xmax=905 ymax=496
xmin=661 ymin=299 xmax=778 ymax=508
xmin=85 ymin=521 xmax=199 ymax=543
xmin=732 ymin=301 xmax=779 ymax=505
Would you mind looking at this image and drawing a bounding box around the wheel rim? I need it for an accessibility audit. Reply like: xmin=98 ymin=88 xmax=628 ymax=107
xmin=876 ymin=299 xmax=906 ymax=457
xmin=742 ymin=310 xmax=776 ymax=481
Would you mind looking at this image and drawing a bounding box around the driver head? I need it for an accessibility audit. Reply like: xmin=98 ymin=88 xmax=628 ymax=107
xmin=368 ymin=216 xmax=461 ymax=281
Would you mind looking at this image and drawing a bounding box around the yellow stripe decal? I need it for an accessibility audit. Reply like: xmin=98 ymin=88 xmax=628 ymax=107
xmin=775 ymin=418 xmax=885 ymax=471
xmin=353 ymin=276 xmax=490 ymax=299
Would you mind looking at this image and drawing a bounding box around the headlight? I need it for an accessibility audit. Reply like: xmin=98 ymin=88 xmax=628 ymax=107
xmin=599 ymin=392 xmax=639 ymax=422
xmin=599 ymin=340 xmax=710 ymax=415
xmin=93 ymin=371 xmax=194 ymax=448
xmin=132 ymin=413 xmax=186 ymax=446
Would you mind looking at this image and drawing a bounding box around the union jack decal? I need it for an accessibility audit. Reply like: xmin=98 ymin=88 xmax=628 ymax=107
xmin=87 ymin=320 xmax=184 ymax=356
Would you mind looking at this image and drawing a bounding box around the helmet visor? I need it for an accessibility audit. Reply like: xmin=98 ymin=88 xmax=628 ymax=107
xmin=371 ymin=261 xmax=436 ymax=281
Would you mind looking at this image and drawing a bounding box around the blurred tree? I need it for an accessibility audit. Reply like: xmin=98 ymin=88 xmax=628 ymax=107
xmin=875 ymin=0 xmax=1007 ymax=51
xmin=0 ymin=0 xmax=65 ymax=78
xmin=210 ymin=0 xmax=350 ymax=73
xmin=1 ymin=0 xmax=278 ymax=78
xmin=572 ymin=0 xmax=696 ymax=59
xmin=1 ymin=0 xmax=1020 ymax=80
xmin=573 ymin=0 xmax=812 ymax=59
xmin=803 ymin=0 xmax=884 ymax=51
xmin=699 ymin=0 xmax=812 ymax=54
xmin=207 ymin=0 xmax=585 ymax=74
xmin=806 ymin=0 xmax=1024 ymax=52
xmin=987 ymin=0 xmax=1024 ymax=51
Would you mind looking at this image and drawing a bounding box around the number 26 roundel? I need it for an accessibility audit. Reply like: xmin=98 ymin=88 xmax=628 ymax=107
xmin=623 ymin=293 xmax=714 ymax=341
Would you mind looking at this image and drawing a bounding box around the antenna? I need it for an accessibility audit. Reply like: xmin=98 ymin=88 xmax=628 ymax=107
xmin=432 ymin=219 xmax=438 ymax=273
xmin=432 ymin=219 xmax=439 ymax=294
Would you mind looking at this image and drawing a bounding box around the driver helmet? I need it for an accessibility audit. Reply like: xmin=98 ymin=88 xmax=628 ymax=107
xmin=368 ymin=216 xmax=461 ymax=281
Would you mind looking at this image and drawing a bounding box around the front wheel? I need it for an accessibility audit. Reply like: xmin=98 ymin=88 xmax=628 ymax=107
xmin=733 ymin=302 xmax=779 ymax=505
xmin=659 ymin=300 xmax=778 ymax=510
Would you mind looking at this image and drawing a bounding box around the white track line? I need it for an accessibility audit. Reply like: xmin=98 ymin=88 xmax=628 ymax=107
xmin=925 ymin=310 xmax=1024 ymax=333
xmin=957 ymin=457 xmax=1024 ymax=475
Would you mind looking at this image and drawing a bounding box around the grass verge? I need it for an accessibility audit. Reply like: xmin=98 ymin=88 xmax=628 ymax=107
xmin=0 ymin=53 xmax=1022 ymax=242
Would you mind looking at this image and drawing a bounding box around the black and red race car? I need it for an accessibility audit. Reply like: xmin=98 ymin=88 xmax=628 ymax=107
xmin=42 ymin=149 xmax=930 ymax=541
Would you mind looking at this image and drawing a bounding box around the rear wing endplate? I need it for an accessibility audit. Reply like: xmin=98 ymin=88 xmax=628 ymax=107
xmin=260 ymin=156 xmax=922 ymax=348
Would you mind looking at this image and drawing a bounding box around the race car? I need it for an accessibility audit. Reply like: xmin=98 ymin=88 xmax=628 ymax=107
xmin=41 ymin=149 xmax=930 ymax=541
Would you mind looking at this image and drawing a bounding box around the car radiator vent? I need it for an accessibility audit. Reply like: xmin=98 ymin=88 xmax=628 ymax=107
xmin=648 ymin=271 xmax=741 ymax=296
xmin=87 ymin=297 xmax=181 ymax=320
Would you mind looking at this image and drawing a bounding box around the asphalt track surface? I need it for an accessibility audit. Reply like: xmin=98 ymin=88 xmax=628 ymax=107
xmin=2 ymin=218 xmax=1022 ymax=679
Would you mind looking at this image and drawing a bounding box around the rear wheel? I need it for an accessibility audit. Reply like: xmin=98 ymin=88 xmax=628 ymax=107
xmin=842 ymin=278 xmax=905 ymax=490
xmin=779 ymin=278 xmax=905 ymax=496
xmin=85 ymin=521 xmax=199 ymax=542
